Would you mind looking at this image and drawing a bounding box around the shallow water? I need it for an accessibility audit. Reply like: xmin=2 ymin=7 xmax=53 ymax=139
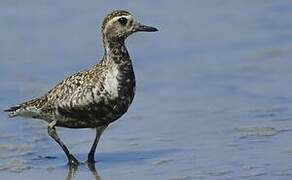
xmin=1 ymin=0 xmax=292 ymax=179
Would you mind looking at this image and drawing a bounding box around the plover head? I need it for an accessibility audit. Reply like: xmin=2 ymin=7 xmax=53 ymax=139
xmin=102 ymin=10 xmax=158 ymax=42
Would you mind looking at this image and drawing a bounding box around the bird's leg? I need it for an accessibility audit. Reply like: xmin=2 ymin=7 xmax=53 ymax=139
xmin=48 ymin=121 xmax=79 ymax=166
xmin=87 ymin=125 xmax=107 ymax=164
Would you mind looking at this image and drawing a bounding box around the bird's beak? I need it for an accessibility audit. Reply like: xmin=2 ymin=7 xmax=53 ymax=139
xmin=134 ymin=22 xmax=158 ymax=32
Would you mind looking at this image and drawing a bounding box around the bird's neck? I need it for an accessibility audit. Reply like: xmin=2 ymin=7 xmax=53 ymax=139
xmin=102 ymin=38 xmax=130 ymax=64
xmin=101 ymin=37 xmax=136 ymax=102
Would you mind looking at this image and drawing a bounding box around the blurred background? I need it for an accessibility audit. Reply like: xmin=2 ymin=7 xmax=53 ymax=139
xmin=1 ymin=0 xmax=292 ymax=179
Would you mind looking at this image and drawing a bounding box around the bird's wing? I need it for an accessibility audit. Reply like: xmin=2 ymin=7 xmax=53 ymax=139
xmin=5 ymin=64 xmax=109 ymax=120
xmin=43 ymin=66 xmax=111 ymax=120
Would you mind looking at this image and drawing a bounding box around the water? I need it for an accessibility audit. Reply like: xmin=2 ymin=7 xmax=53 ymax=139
xmin=1 ymin=0 xmax=292 ymax=179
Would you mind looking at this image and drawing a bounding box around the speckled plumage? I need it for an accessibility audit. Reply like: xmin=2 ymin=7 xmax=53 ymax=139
xmin=8 ymin=56 xmax=135 ymax=128
xmin=4 ymin=10 xmax=157 ymax=165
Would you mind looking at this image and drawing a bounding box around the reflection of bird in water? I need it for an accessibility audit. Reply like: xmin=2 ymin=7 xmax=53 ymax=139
xmin=88 ymin=163 xmax=103 ymax=180
xmin=4 ymin=10 xmax=158 ymax=165
xmin=66 ymin=164 xmax=102 ymax=180
xmin=66 ymin=165 xmax=78 ymax=180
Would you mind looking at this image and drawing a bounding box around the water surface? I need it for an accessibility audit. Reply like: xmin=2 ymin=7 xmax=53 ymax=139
xmin=1 ymin=0 xmax=292 ymax=179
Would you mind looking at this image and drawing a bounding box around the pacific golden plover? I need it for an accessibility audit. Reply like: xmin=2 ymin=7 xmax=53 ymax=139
xmin=4 ymin=10 xmax=158 ymax=166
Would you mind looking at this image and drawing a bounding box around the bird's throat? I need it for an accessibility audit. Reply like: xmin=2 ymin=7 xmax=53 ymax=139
xmin=103 ymin=38 xmax=130 ymax=64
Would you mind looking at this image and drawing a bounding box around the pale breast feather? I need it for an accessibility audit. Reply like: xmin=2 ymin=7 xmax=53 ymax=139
xmin=103 ymin=64 xmax=120 ymax=99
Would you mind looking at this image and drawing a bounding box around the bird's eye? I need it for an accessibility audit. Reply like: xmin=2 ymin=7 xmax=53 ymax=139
xmin=118 ymin=17 xmax=128 ymax=26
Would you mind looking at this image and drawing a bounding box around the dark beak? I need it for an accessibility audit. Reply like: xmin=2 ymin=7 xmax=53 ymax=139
xmin=134 ymin=23 xmax=158 ymax=32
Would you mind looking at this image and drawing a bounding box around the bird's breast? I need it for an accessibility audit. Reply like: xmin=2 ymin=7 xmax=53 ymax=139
xmin=103 ymin=63 xmax=135 ymax=115
xmin=104 ymin=66 xmax=120 ymax=99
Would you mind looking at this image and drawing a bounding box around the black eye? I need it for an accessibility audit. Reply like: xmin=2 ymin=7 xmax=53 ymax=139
xmin=118 ymin=17 xmax=128 ymax=26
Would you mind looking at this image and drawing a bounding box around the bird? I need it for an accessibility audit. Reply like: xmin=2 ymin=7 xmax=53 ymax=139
xmin=4 ymin=10 xmax=158 ymax=166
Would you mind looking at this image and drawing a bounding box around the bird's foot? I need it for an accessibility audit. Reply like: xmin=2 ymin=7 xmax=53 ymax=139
xmin=86 ymin=154 xmax=96 ymax=165
xmin=68 ymin=154 xmax=79 ymax=166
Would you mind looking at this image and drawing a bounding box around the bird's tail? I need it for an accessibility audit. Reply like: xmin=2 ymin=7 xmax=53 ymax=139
xmin=4 ymin=97 xmax=46 ymax=118
xmin=4 ymin=105 xmax=22 ymax=118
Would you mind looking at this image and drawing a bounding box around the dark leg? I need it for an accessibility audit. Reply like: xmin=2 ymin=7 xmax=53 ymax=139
xmin=48 ymin=121 xmax=79 ymax=166
xmin=87 ymin=125 xmax=107 ymax=164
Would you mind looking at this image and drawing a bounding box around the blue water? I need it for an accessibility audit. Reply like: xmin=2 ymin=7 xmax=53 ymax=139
xmin=1 ymin=0 xmax=292 ymax=179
